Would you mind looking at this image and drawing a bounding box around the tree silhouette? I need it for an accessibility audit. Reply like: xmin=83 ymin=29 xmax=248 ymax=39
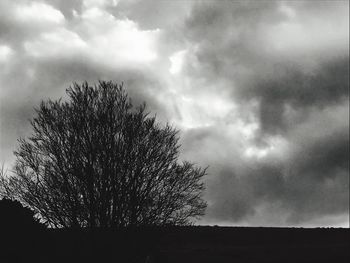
xmin=1 ymin=81 xmax=206 ymax=228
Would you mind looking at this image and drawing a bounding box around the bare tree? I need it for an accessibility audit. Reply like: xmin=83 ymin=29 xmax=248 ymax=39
xmin=1 ymin=81 xmax=207 ymax=228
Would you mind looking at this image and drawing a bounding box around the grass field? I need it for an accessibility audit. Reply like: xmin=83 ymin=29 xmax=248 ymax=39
xmin=1 ymin=226 xmax=349 ymax=263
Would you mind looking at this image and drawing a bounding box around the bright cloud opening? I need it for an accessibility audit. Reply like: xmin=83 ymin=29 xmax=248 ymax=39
xmin=24 ymin=28 xmax=87 ymax=57
xmin=0 ymin=45 xmax=13 ymax=63
xmin=244 ymin=136 xmax=288 ymax=160
xmin=169 ymin=50 xmax=187 ymax=75
xmin=14 ymin=2 xmax=65 ymax=24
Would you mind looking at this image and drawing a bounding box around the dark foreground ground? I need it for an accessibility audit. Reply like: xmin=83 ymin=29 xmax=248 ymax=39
xmin=1 ymin=226 xmax=349 ymax=263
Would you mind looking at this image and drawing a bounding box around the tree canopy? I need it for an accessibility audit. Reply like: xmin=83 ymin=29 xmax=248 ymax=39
xmin=0 ymin=81 xmax=206 ymax=228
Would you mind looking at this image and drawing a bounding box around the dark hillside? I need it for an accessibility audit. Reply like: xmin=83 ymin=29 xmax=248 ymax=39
xmin=1 ymin=226 xmax=349 ymax=263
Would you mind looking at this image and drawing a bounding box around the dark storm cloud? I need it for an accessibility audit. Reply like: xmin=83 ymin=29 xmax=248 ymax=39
xmin=181 ymin=116 xmax=349 ymax=225
xmin=248 ymin=58 xmax=349 ymax=134
xmin=176 ymin=0 xmax=349 ymax=226
xmin=290 ymin=127 xmax=349 ymax=181
xmin=276 ymin=122 xmax=349 ymax=223
xmin=182 ymin=0 xmax=349 ymax=110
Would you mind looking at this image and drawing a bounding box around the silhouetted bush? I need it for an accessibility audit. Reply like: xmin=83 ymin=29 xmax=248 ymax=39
xmin=0 ymin=198 xmax=43 ymax=230
xmin=0 ymin=198 xmax=46 ymax=262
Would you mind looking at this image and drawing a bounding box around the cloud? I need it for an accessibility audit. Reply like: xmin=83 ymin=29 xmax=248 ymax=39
xmin=0 ymin=45 xmax=13 ymax=63
xmin=181 ymin=107 xmax=349 ymax=226
xmin=113 ymin=0 xmax=193 ymax=30
xmin=14 ymin=1 xmax=65 ymax=24
xmin=245 ymin=58 xmax=349 ymax=135
xmin=0 ymin=0 xmax=166 ymax=166
xmin=173 ymin=0 xmax=349 ymax=226
xmin=0 ymin=0 xmax=348 ymax=227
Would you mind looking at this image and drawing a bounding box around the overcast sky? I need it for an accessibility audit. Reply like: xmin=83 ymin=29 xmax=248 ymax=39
xmin=0 ymin=0 xmax=349 ymax=227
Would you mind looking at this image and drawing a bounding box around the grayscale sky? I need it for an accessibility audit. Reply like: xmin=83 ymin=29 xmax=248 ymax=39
xmin=0 ymin=0 xmax=349 ymax=227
